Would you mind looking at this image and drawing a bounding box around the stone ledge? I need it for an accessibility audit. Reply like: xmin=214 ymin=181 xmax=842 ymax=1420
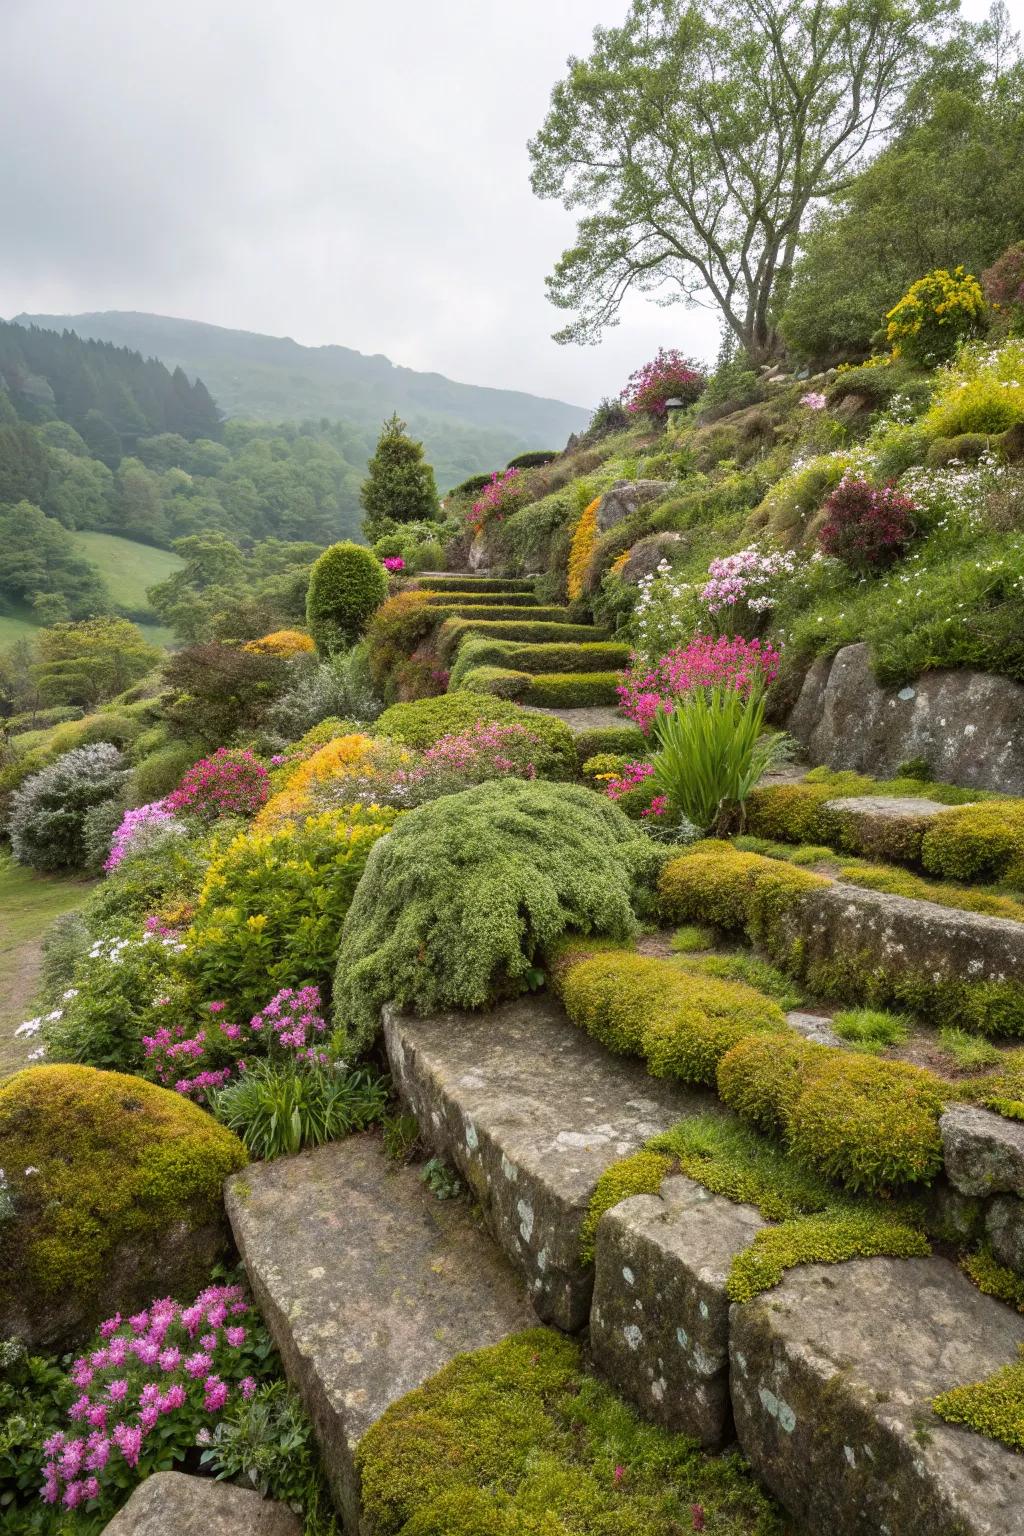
xmin=942 ymin=1104 xmax=1024 ymax=1198
xmin=383 ymin=996 xmax=717 ymax=1329
xmin=224 ymin=1135 xmax=533 ymax=1532
xmin=101 ymin=1473 xmax=302 ymax=1535
xmin=730 ymin=1255 xmax=1024 ymax=1536
xmin=591 ymin=1175 xmax=764 ymax=1447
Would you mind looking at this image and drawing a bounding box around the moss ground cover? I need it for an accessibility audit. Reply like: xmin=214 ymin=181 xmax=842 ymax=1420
xmin=356 ymin=1329 xmax=784 ymax=1536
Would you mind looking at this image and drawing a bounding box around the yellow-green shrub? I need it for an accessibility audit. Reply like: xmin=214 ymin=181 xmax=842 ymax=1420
xmin=716 ymin=1032 xmax=823 ymax=1139
xmin=922 ymin=337 xmax=1024 ymax=438
xmin=658 ymin=841 xmax=827 ymax=931
xmin=932 ymin=1348 xmax=1024 ymax=1453
xmin=921 ymin=800 xmax=1024 ymax=886
xmin=559 ymin=949 xmax=787 ymax=1087
xmin=186 ymin=805 xmax=397 ymax=1015
xmin=0 ymin=1065 xmax=245 ymax=1344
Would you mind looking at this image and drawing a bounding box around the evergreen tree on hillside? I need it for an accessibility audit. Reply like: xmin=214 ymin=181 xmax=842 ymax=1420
xmin=360 ymin=414 xmax=439 ymax=541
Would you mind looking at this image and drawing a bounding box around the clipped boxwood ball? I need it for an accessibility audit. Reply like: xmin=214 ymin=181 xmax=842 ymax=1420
xmin=0 ymin=1065 xmax=247 ymax=1350
xmin=306 ymin=540 xmax=389 ymax=654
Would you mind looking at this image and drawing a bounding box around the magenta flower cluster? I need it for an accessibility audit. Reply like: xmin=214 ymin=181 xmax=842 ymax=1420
xmin=700 ymin=547 xmax=796 ymax=618
xmin=142 ymin=986 xmax=329 ymax=1100
xmin=618 ymin=635 xmax=781 ymax=734
xmin=603 ymin=762 xmax=668 ymax=819
xmin=382 ymin=556 xmax=406 ymax=573
xmin=165 ymin=748 xmax=270 ymax=822
xmin=468 ymin=468 xmax=525 ymax=530
xmin=42 ymin=1285 xmax=258 ymax=1511
xmin=621 ymin=348 xmax=707 ymax=418
xmin=104 ymin=801 xmax=177 ymax=872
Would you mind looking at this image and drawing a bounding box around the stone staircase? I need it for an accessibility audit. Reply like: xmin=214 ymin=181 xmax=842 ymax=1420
xmin=414 ymin=570 xmax=629 ymax=715
xmin=227 ymin=988 xmax=1024 ymax=1536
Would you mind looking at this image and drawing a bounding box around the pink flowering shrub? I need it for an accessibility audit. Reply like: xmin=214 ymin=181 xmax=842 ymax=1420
xmin=142 ymin=985 xmax=329 ymax=1101
xmin=382 ymin=555 xmax=406 ymax=573
xmin=618 ymin=635 xmax=781 ymax=734
xmin=165 ymin=748 xmax=270 ymax=822
xmin=699 ymin=546 xmax=796 ymax=635
xmin=621 ymin=349 xmax=707 ymax=418
xmin=818 ymin=476 xmax=916 ymax=574
xmin=467 ymin=468 xmax=528 ymax=534
xmin=104 ymin=800 xmax=181 ymax=872
xmin=397 ymin=721 xmax=543 ymax=804
xmin=41 ymin=1283 xmax=267 ymax=1515
xmin=800 ymin=391 xmax=828 ymax=411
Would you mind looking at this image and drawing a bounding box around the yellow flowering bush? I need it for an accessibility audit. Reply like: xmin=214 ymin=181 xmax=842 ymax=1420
xmin=566 ymin=497 xmax=601 ymax=600
xmin=243 ymin=629 xmax=316 ymax=657
xmin=257 ymin=733 xmax=414 ymax=827
xmin=186 ymin=805 xmax=398 ymax=1014
xmin=885 ymin=266 xmax=986 ymax=366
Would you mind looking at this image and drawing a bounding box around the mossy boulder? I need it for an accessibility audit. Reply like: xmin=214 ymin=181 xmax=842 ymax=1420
xmin=0 ymin=1065 xmax=246 ymax=1350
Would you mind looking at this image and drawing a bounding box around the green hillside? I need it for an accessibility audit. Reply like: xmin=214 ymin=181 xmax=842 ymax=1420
xmin=12 ymin=311 xmax=592 ymax=490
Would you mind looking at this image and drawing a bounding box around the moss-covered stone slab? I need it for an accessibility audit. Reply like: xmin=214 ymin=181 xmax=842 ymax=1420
xmin=101 ymin=1472 xmax=302 ymax=1535
xmin=824 ymin=793 xmax=967 ymax=863
xmin=383 ymin=996 xmax=716 ymax=1329
xmin=224 ymin=1135 xmax=534 ymax=1532
xmin=730 ymin=1255 xmax=1024 ymax=1536
xmin=777 ymin=880 xmax=1024 ymax=1025
xmin=591 ymin=1174 xmax=764 ymax=1447
xmin=786 ymin=1009 xmax=843 ymax=1047
xmin=941 ymin=1104 xmax=1024 ymax=1198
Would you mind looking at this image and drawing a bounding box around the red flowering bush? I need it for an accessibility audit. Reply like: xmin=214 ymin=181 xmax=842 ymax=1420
xmin=621 ymin=349 xmax=707 ymax=419
xmin=41 ymin=1282 xmax=268 ymax=1515
xmin=165 ymin=748 xmax=270 ymax=822
xmin=818 ymin=477 xmax=916 ymax=574
xmin=617 ymin=635 xmax=780 ymax=734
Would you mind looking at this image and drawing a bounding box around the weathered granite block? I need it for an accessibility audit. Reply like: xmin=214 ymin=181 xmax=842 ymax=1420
xmin=383 ymin=996 xmax=716 ymax=1329
xmin=787 ymin=641 xmax=1024 ymax=796
xmin=225 ymin=1135 xmax=533 ymax=1533
xmin=987 ymin=1193 xmax=1024 ymax=1273
xmin=824 ymin=793 xmax=963 ymax=863
xmin=776 ymin=880 xmax=1024 ymax=1005
xmin=591 ymin=1175 xmax=764 ymax=1446
xmin=731 ymin=1256 xmax=1024 ymax=1536
xmin=941 ymin=1104 xmax=1024 ymax=1198
xmin=102 ymin=1473 xmax=302 ymax=1536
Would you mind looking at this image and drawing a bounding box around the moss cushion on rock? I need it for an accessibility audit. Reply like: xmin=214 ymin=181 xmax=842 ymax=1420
xmin=0 ymin=1065 xmax=246 ymax=1350
xmin=356 ymin=1328 xmax=781 ymax=1536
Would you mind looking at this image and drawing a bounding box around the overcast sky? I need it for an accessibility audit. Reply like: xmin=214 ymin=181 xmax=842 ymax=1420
xmin=0 ymin=0 xmax=1007 ymax=410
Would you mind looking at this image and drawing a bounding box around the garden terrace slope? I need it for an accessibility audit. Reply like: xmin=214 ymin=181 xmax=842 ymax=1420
xmin=382 ymin=993 xmax=719 ymax=1329
xmin=224 ymin=1133 xmax=535 ymax=1534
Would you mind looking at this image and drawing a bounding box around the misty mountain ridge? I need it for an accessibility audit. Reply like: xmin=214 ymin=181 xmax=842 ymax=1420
xmin=12 ymin=311 xmax=592 ymax=489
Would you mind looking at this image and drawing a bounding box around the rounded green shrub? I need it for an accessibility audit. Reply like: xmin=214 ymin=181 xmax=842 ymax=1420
xmin=458 ymin=665 xmax=533 ymax=701
xmin=658 ymin=842 xmax=827 ymax=931
xmin=921 ymin=801 xmax=1024 ymax=886
xmin=131 ymin=740 xmax=203 ymax=802
xmin=333 ymin=781 xmax=655 ymax=1050
xmin=9 ymin=743 xmax=129 ymax=872
xmin=0 ymin=1065 xmax=246 ymax=1348
xmin=306 ymin=541 xmax=389 ymax=655
xmin=573 ymin=724 xmax=647 ymax=767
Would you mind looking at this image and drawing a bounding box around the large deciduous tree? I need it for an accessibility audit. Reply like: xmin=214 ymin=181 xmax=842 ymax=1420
xmin=529 ymin=0 xmax=953 ymax=363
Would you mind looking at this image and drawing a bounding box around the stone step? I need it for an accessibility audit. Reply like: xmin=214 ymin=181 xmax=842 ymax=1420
xmin=410 ymin=574 xmax=536 ymax=592
xmin=590 ymin=1174 xmax=765 ymax=1449
xmin=102 ymin=1473 xmax=301 ymax=1536
xmin=224 ymin=1134 xmax=535 ymax=1533
xmin=824 ymin=793 xmax=975 ymax=863
xmin=730 ymin=1255 xmax=1024 ymax=1536
xmin=382 ymin=995 xmax=717 ymax=1329
xmin=521 ymin=703 xmax=628 ymax=733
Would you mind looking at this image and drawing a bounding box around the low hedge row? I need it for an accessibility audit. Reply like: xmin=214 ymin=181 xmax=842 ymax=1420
xmin=658 ymin=841 xmax=1024 ymax=1035
xmin=436 ymin=603 xmax=574 ymax=625
xmin=436 ymin=618 xmax=610 ymax=665
xmin=572 ymin=724 xmax=647 ymax=767
xmin=408 ymin=575 xmax=535 ymax=592
xmin=448 ymin=637 xmax=631 ymax=687
xmin=374 ymin=693 xmax=577 ymax=778
xmin=460 ymin=667 xmax=623 ymax=708
xmin=553 ymin=944 xmax=947 ymax=1194
xmin=418 ymin=590 xmax=542 ymax=608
